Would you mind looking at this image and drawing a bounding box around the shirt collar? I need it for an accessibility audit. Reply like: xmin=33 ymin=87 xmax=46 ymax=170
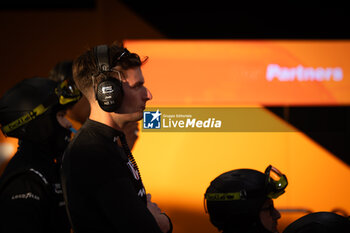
xmin=83 ymin=119 xmax=124 ymax=142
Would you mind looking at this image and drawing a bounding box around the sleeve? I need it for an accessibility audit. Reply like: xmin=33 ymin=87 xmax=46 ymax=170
xmin=0 ymin=172 xmax=50 ymax=233
xmin=92 ymin=152 xmax=163 ymax=233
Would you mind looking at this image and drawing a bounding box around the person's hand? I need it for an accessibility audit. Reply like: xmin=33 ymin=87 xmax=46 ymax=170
xmin=146 ymin=194 xmax=171 ymax=233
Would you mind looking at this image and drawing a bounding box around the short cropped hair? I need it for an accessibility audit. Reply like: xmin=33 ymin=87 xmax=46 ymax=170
xmin=73 ymin=41 xmax=146 ymax=99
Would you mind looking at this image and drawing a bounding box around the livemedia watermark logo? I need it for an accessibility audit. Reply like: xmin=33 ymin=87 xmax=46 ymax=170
xmin=143 ymin=110 xmax=161 ymax=129
xmin=142 ymin=107 xmax=295 ymax=132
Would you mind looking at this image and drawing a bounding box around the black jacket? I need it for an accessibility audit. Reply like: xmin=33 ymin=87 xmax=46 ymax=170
xmin=0 ymin=141 xmax=70 ymax=233
xmin=61 ymin=119 xmax=169 ymax=233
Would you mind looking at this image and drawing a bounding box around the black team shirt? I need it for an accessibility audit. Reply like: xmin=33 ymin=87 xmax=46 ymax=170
xmin=0 ymin=141 xmax=70 ymax=233
xmin=61 ymin=119 xmax=164 ymax=233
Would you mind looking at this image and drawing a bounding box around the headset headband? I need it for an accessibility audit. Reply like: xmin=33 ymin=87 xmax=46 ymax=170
xmin=95 ymin=45 xmax=110 ymax=72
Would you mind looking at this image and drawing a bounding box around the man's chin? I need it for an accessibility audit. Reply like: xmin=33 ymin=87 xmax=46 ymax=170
xmin=264 ymin=223 xmax=278 ymax=233
xmin=272 ymin=225 xmax=279 ymax=233
xmin=131 ymin=111 xmax=143 ymax=122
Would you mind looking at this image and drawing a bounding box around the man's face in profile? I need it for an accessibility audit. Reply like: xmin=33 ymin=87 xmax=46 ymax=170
xmin=259 ymin=198 xmax=281 ymax=233
xmin=116 ymin=66 xmax=152 ymax=122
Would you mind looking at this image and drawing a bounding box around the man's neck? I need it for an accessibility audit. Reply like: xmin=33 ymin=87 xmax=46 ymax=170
xmin=89 ymin=104 xmax=124 ymax=131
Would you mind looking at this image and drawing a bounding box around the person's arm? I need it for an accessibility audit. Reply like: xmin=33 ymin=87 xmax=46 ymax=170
xmin=0 ymin=173 xmax=50 ymax=233
xmin=146 ymin=194 xmax=172 ymax=233
xmin=96 ymin=177 xmax=164 ymax=233
xmin=76 ymin=143 xmax=170 ymax=233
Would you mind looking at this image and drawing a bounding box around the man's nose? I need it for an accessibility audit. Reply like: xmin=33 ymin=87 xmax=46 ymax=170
xmin=273 ymin=208 xmax=281 ymax=220
xmin=145 ymin=87 xmax=152 ymax=100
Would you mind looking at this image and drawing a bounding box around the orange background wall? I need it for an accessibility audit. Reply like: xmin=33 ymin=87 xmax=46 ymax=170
xmin=125 ymin=40 xmax=350 ymax=106
xmin=1 ymin=1 xmax=349 ymax=233
xmin=126 ymin=40 xmax=350 ymax=232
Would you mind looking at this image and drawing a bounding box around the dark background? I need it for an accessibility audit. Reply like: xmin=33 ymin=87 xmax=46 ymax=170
xmin=2 ymin=1 xmax=350 ymax=39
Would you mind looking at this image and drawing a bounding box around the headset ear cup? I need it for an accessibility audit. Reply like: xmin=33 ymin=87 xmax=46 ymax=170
xmin=96 ymin=77 xmax=123 ymax=112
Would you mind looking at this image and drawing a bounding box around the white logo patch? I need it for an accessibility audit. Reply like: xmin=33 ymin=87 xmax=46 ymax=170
xmin=11 ymin=192 xmax=40 ymax=201
xmin=127 ymin=160 xmax=140 ymax=180
xmin=138 ymin=188 xmax=146 ymax=197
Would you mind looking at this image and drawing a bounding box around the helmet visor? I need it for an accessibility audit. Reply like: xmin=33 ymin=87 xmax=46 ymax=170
xmin=265 ymin=165 xmax=288 ymax=199
xmin=55 ymin=80 xmax=81 ymax=105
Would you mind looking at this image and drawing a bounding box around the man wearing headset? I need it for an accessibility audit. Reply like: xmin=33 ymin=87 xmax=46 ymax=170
xmin=61 ymin=42 xmax=172 ymax=233
xmin=49 ymin=60 xmax=140 ymax=151
xmin=0 ymin=77 xmax=81 ymax=233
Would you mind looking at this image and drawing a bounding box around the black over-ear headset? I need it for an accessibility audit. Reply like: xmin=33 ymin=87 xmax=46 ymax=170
xmin=94 ymin=44 xmax=124 ymax=112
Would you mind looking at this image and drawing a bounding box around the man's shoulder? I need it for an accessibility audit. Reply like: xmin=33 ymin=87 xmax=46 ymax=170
xmin=69 ymin=122 xmax=104 ymax=148
xmin=65 ymin=124 xmax=122 ymax=160
xmin=0 ymin=169 xmax=50 ymax=201
xmin=64 ymin=131 xmax=100 ymax=161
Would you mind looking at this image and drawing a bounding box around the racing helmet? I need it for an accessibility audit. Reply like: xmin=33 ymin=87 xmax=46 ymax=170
xmin=49 ymin=60 xmax=74 ymax=83
xmin=283 ymin=211 xmax=350 ymax=233
xmin=204 ymin=165 xmax=288 ymax=231
xmin=0 ymin=77 xmax=81 ymax=142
